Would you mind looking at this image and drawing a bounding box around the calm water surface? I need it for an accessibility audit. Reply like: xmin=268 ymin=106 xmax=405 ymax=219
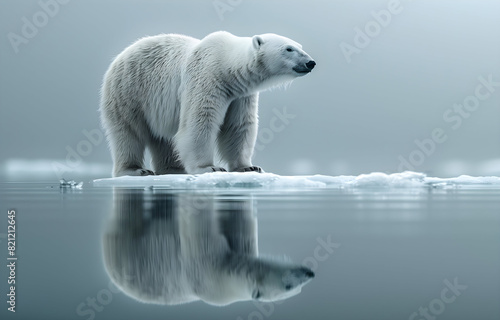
xmin=0 ymin=178 xmax=499 ymax=320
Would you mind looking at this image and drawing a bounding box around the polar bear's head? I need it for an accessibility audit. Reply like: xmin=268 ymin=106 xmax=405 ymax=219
xmin=250 ymin=260 xmax=315 ymax=302
xmin=252 ymin=33 xmax=316 ymax=81
xmin=197 ymin=258 xmax=315 ymax=306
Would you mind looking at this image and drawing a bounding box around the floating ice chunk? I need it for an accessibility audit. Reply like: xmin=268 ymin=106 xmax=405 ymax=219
xmin=93 ymin=171 xmax=500 ymax=189
xmin=93 ymin=172 xmax=326 ymax=189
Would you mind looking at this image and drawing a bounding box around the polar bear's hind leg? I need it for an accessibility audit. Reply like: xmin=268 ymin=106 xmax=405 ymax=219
xmin=107 ymin=125 xmax=155 ymax=177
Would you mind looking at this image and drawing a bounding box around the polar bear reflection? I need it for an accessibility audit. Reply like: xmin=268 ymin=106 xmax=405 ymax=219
xmin=103 ymin=191 xmax=314 ymax=306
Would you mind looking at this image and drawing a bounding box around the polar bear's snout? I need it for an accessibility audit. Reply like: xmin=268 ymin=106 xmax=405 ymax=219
xmin=297 ymin=266 xmax=315 ymax=278
xmin=293 ymin=59 xmax=316 ymax=75
xmin=288 ymin=266 xmax=315 ymax=283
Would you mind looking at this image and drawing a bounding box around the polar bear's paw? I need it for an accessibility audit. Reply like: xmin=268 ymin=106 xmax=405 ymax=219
xmin=139 ymin=169 xmax=156 ymax=176
xmin=236 ymin=166 xmax=264 ymax=173
xmin=117 ymin=168 xmax=156 ymax=177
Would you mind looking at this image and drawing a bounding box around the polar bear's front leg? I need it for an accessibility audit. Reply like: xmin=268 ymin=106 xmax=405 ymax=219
xmin=175 ymin=95 xmax=229 ymax=174
xmin=218 ymin=95 xmax=263 ymax=173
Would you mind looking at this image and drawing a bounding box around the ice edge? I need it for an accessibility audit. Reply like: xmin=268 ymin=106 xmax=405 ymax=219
xmin=92 ymin=171 xmax=500 ymax=189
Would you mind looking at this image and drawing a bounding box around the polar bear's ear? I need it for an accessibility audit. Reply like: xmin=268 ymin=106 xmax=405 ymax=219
xmin=252 ymin=35 xmax=264 ymax=50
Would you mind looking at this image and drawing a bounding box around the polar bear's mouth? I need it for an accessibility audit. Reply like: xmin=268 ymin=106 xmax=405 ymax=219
xmin=293 ymin=61 xmax=315 ymax=75
xmin=293 ymin=67 xmax=312 ymax=75
xmin=293 ymin=60 xmax=316 ymax=75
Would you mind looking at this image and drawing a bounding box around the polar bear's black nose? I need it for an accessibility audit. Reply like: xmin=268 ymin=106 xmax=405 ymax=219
xmin=302 ymin=268 xmax=315 ymax=278
xmin=306 ymin=60 xmax=316 ymax=70
xmin=293 ymin=267 xmax=315 ymax=279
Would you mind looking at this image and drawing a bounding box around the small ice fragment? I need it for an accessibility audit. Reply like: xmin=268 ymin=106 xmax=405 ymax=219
xmin=59 ymin=179 xmax=83 ymax=189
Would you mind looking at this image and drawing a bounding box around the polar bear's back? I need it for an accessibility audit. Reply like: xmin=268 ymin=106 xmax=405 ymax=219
xmin=101 ymin=34 xmax=200 ymax=139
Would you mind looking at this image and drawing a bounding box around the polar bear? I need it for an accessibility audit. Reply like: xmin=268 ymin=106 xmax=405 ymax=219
xmin=103 ymin=191 xmax=315 ymax=306
xmin=100 ymin=31 xmax=315 ymax=176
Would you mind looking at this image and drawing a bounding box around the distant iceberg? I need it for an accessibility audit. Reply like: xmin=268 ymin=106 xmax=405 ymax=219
xmin=93 ymin=171 xmax=500 ymax=189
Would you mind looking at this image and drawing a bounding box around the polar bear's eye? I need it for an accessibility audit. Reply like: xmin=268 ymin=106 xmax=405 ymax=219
xmin=286 ymin=47 xmax=293 ymax=52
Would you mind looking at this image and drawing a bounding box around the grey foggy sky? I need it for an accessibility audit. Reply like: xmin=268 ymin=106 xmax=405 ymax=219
xmin=1 ymin=0 xmax=500 ymax=178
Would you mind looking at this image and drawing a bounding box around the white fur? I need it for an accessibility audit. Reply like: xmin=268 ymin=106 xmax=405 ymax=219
xmin=103 ymin=192 xmax=314 ymax=306
xmin=100 ymin=31 xmax=315 ymax=176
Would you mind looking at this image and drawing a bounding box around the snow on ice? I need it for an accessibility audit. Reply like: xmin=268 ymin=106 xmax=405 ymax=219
xmin=93 ymin=171 xmax=500 ymax=189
